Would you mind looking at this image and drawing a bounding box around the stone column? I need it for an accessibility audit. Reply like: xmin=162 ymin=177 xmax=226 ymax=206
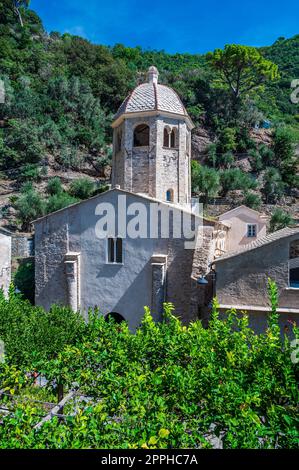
xmin=151 ymin=255 xmax=167 ymax=320
xmin=64 ymin=252 xmax=80 ymax=312
xmin=178 ymin=121 xmax=187 ymax=204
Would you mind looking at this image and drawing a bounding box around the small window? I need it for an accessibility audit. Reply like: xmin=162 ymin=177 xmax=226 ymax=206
xmin=247 ymin=224 xmax=257 ymax=238
xmin=290 ymin=268 xmax=299 ymax=288
xmin=134 ymin=124 xmax=149 ymax=147
xmin=170 ymin=128 xmax=176 ymax=148
xmin=164 ymin=127 xmax=170 ymax=147
xmin=166 ymin=189 xmax=174 ymax=202
xmin=107 ymin=238 xmax=123 ymax=264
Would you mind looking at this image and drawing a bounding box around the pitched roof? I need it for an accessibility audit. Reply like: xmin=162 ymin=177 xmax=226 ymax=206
xmin=33 ymin=187 xmax=215 ymax=225
xmin=218 ymin=205 xmax=266 ymax=220
xmin=215 ymin=226 xmax=299 ymax=262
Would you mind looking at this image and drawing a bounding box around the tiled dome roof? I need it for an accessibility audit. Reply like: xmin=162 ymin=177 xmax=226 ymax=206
xmin=114 ymin=67 xmax=188 ymax=120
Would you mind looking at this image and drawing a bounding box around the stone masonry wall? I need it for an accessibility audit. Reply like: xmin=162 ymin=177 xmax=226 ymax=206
xmin=216 ymin=234 xmax=299 ymax=310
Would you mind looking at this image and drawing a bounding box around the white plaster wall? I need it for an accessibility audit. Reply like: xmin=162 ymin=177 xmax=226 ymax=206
xmin=35 ymin=190 xmax=199 ymax=329
xmin=219 ymin=209 xmax=267 ymax=252
xmin=0 ymin=233 xmax=11 ymax=297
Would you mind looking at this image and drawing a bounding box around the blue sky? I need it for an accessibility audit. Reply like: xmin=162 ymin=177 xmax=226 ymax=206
xmin=31 ymin=0 xmax=299 ymax=54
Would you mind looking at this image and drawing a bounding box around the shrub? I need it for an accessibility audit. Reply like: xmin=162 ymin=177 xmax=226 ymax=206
xmin=69 ymin=177 xmax=95 ymax=200
xmin=46 ymin=177 xmax=63 ymax=196
xmin=243 ymin=191 xmax=262 ymax=210
xmin=269 ymin=208 xmax=294 ymax=233
xmin=248 ymin=149 xmax=263 ymax=172
xmin=17 ymin=164 xmax=42 ymax=183
xmin=14 ymin=184 xmax=45 ymax=231
xmin=220 ymin=168 xmax=257 ymax=195
xmin=13 ymin=260 xmax=35 ymax=304
xmin=217 ymin=127 xmax=237 ymax=153
xmin=192 ymin=162 xmax=220 ymax=201
xmin=46 ymin=192 xmax=79 ymax=214
xmin=0 ymin=284 xmax=298 ymax=449
xmin=263 ymin=168 xmax=285 ymax=203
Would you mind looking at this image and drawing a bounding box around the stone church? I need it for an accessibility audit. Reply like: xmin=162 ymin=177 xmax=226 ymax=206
xmin=33 ymin=66 xmax=299 ymax=331
xmin=34 ymin=67 xmax=227 ymax=328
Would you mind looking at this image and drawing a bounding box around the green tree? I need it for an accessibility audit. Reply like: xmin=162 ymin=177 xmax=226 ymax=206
xmin=12 ymin=1 xmax=30 ymax=27
xmin=14 ymin=183 xmax=45 ymax=231
xmin=243 ymin=191 xmax=262 ymax=210
xmin=263 ymin=168 xmax=285 ymax=203
xmin=220 ymin=168 xmax=257 ymax=195
xmin=191 ymin=161 xmax=220 ymax=201
xmin=271 ymin=128 xmax=298 ymax=187
xmin=269 ymin=208 xmax=294 ymax=233
xmin=207 ymin=44 xmax=279 ymax=103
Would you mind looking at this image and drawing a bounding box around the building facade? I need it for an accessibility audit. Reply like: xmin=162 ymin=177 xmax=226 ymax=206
xmin=218 ymin=205 xmax=268 ymax=252
xmin=34 ymin=67 xmax=227 ymax=328
xmin=214 ymin=227 xmax=299 ymax=333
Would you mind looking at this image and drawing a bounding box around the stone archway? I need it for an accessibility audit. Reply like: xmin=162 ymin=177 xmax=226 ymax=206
xmin=105 ymin=312 xmax=126 ymax=324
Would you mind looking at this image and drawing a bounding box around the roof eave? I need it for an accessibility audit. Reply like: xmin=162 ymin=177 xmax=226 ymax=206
xmin=111 ymin=110 xmax=195 ymax=130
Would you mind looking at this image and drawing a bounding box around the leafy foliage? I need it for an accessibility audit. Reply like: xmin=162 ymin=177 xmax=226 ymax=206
xmin=0 ymin=286 xmax=298 ymax=449
xmin=269 ymin=208 xmax=294 ymax=233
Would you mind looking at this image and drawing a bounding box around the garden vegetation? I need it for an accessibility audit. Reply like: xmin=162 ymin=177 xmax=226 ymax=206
xmin=0 ymin=282 xmax=298 ymax=449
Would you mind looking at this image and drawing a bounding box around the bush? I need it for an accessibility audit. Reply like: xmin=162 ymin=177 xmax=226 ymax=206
xmin=248 ymin=149 xmax=263 ymax=172
xmin=17 ymin=164 xmax=42 ymax=183
xmin=46 ymin=177 xmax=63 ymax=196
xmin=243 ymin=191 xmax=262 ymax=210
xmin=13 ymin=260 xmax=35 ymax=304
xmin=220 ymin=168 xmax=257 ymax=195
xmin=217 ymin=127 xmax=237 ymax=153
xmin=263 ymin=168 xmax=285 ymax=203
xmin=0 ymin=284 xmax=298 ymax=449
xmin=272 ymin=127 xmax=297 ymax=186
xmin=14 ymin=184 xmax=45 ymax=231
xmin=69 ymin=177 xmax=95 ymax=200
xmin=270 ymin=208 xmax=294 ymax=233
xmin=192 ymin=162 xmax=220 ymax=201
xmin=46 ymin=192 xmax=79 ymax=214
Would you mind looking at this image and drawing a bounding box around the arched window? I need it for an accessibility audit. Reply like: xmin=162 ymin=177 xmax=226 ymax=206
xmin=105 ymin=312 xmax=126 ymax=324
xmin=134 ymin=124 xmax=149 ymax=147
xmin=164 ymin=127 xmax=170 ymax=147
xmin=170 ymin=128 xmax=177 ymax=148
xmin=166 ymin=189 xmax=174 ymax=202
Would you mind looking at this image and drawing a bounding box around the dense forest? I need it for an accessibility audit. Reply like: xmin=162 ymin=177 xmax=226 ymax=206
xmin=0 ymin=0 xmax=298 ymax=230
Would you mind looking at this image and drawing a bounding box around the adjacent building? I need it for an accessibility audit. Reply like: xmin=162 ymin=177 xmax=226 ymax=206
xmin=214 ymin=226 xmax=299 ymax=332
xmin=218 ymin=205 xmax=268 ymax=252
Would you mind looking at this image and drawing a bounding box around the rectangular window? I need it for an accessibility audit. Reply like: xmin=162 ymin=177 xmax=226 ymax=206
xmin=247 ymin=224 xmax=257 ymax=238
xmin=107 ymin=238 xmax=123 ymax=264
xmin=290 ymin=267 xmax=299 ymax=288
xmin=108 ymin=238 xmax=115 ymax=263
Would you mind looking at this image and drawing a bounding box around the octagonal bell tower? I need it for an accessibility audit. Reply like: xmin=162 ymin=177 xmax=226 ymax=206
xmin=111 ymin=66 xmax=194 ymax=206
